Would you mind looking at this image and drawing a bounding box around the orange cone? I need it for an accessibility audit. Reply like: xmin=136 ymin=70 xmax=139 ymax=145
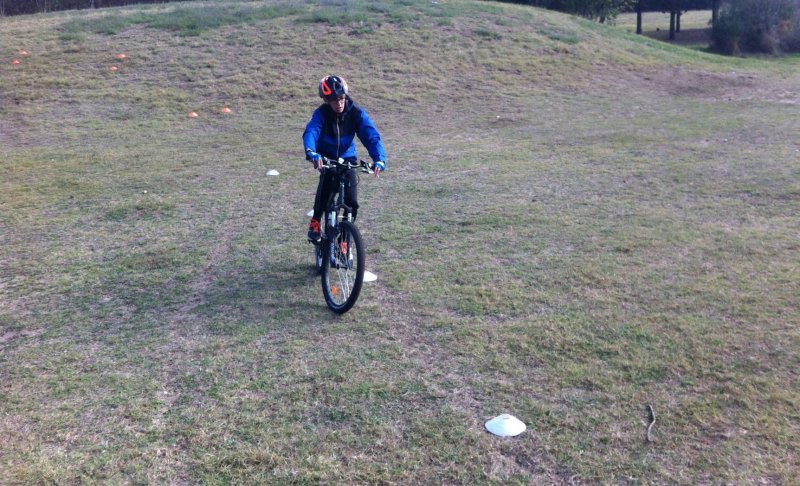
xmin=19 ymin=50 xmax=29 ymax=56
xmin=110 ymin=66 xmax=118 ymax=71
xmin=221 ymin=107 xmax=232 ymax=114
xmin=116 ymin=53 xmax=126 ymax=60
xmin=12 ymin=59 xmax=21 ymax=65
xmin=188 ymin=112 xmax=199 ymax=118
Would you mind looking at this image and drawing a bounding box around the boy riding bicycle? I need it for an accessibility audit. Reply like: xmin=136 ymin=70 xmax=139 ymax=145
xmin=302 ymin=75 xmax=387 ymax=242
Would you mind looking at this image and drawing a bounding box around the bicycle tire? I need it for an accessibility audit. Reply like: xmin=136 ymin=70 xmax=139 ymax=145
xmin=321 ymin=221 xmax=365 ymax=313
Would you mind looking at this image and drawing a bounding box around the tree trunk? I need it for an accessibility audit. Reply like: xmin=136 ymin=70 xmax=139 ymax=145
xmin=669 ymin=10 xmax=676 ymax=41
xmin=712 ymin=0 xmax=719 ymax=25
xmin=636 ymin=0 xmax=643 ymax=34
xmin=676 ymin=10 xmax=682 ymax=33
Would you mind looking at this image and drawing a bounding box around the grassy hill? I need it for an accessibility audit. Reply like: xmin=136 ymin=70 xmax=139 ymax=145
xmin=2 ymin=1 xmax=799 ymax=483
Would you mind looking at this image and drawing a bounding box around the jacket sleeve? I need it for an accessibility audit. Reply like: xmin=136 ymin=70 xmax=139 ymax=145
xmin=356 ymin=109 xmax=387 ymax=164
xmin=302 ymin=109 xmax=324 ymax=159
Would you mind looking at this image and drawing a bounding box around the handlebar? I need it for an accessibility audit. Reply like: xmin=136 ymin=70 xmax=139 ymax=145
xmin=319 ymin=156 xmax=374 ymax=174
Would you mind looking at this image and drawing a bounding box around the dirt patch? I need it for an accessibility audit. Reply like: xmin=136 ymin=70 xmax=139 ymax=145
xmin=649 ymin=67 xmax=759 ymax=99
xmin=0 ymin=327 xmax=43 ymax=345
xmin=593 ymin=63 xmax=800 ymax=105
xmin=654 ymin=66 xmax=798 ymax=104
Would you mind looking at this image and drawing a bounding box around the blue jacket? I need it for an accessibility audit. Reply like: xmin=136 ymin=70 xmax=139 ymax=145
xmin=303 ymin=96 xmax=386 ymax=164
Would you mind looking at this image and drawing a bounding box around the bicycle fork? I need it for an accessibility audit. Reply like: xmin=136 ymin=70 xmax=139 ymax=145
xmin=327 ymin=209 xmax=354 ymax=269
xmin=327 ymin=210 xmax=337 ymax=267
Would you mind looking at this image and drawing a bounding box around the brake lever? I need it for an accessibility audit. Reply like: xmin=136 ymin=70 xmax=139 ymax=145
xmin=358 ymin=160 xmax=374 ymax=174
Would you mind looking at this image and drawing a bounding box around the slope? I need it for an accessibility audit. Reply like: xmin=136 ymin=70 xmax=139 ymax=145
xmin=1 ymin=1 xmax=799 ymax=483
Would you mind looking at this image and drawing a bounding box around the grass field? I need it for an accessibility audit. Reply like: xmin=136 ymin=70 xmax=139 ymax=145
xmin=2 ymin=0 xmax=799 ymax=483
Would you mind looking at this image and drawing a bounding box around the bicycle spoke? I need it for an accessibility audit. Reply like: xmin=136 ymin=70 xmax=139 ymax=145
xmin=336 ymin=267 xmax=353 ymax=301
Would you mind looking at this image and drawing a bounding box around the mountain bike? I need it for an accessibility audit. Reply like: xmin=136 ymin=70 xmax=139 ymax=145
xmin=311 ymin=156 xmax=373 ymax=314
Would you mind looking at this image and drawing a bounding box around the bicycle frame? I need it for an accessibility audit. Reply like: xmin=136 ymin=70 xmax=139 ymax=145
xmin=318 ymin=157 xmax=371 ymax=243
xmin=324 ymin=169 xmax=350 ymax=266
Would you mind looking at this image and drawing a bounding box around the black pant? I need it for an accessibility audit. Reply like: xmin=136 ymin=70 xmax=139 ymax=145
xmin=313 ymin=168 xmax=358 ymax=222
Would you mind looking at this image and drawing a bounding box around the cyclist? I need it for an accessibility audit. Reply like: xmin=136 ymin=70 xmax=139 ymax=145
xmin=303 ymin=75 xmax=387 ymax=242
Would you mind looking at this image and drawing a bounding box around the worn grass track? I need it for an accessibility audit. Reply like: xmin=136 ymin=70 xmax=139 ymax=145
xmin=2 ymin=0 xmax=799 ymax=483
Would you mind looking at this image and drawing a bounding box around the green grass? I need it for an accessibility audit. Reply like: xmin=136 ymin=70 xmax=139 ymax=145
xmin=2 ymin=0 xmax=799 ymax=484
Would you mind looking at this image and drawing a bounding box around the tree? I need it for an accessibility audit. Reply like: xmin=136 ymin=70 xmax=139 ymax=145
xmin=660 ymin=0 xmax=683 ymax=40
xmin=669 ymin=3 xmax=677 ymax=39
xmin=642 ymin=0 xmax=687 ymax=40
xmin=636 ymin=0 xmax=644 ymax=33
xmin=712 ymin=0 xmax=798 ymax=53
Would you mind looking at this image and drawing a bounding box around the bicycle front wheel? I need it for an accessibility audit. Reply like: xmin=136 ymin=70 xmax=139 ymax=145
xmin=321 ymin=221 xmax=365 ymax=314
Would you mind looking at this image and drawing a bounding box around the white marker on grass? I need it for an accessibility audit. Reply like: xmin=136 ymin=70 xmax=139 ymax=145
xmin=485 ymin=414 xmax=526 ymax=437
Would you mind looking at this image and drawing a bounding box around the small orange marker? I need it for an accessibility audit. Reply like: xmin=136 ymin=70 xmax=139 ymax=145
xmin=116 ymin=53 xmax=126 ymax=60
xmin=188 ymin=112 xmax=199 ymax=118
xmin=221 ymin=107 xmax=232 ymax=113
xmin=12 ymin=59 xmax=21 ymax=65
xmin=19 ymin=50 xmax=29 ymax=56
xmin=110 ymin=66 xmax=118 ymax=71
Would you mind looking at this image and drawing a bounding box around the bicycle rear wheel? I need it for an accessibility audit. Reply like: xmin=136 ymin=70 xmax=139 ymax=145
xmin=313 ymin=241 xmax=324 ymax=274
xmin=321 ymin=221 xmax=365 ymax=313
xmin=312 ymin=214 xmax=328 ymax=275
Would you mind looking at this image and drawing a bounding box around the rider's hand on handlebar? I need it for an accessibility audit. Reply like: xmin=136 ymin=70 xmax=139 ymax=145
xmin=307 ymin=150 xmax=323 ymax=170
xmin=373 ymin=160 xmax=385 ymax=177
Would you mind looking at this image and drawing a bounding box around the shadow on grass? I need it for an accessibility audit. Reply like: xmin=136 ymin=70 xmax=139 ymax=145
xmin=189 ymin=257 xmax=343 ymax=326
xmin=643 ymin=27 xmax=711 ymax=47
xmin=63 ymin=235 xmax=362 ymax=343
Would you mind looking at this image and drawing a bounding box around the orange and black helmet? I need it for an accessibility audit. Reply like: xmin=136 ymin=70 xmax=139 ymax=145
xmin=319 ymin=75 xmax=348 ymax=100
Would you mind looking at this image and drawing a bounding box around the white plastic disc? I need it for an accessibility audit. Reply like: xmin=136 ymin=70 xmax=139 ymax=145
xmin=485 ymin=414 xmax=526 ymax=437
xmin=306 ymin=209 xmax=314 ymax=217
xmin=267 ymin=169 xmax=280 ymax=176
xmin=363 ymin=271 xmax=377 ymax=282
